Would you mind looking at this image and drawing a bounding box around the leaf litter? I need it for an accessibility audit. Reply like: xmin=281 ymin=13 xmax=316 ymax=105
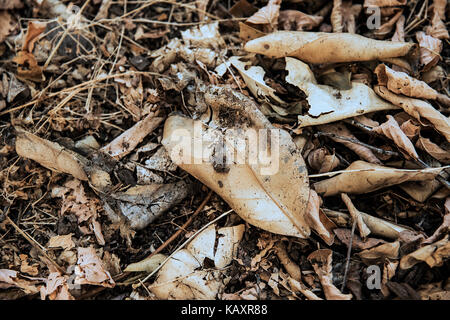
xmin=0 ymin=0 xmax=449 ymax=301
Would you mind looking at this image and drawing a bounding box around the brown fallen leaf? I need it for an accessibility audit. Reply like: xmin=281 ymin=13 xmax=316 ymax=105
xmin=0 ymin=269 xmax=40 ymax=294
xmin=425 ymin=0 xmax=449 ymax=40
xmin=374 ymin=9 xmax=403 ymax=39
xmin=288 ymin=277 xmax=323 ymax=300
xmin=400 ymin=119 xmax=420 ymax=140
xmin=318 ymin=123 xmax=382 ymax=164
xmin=314 ymin=160 xmax=442 ymax=196
xmin=22 ymin=21 xmax=46 ymax=53
xmin=304 ymin=189 xmax=336 ymax=245
xmin=334 ymin=228 xmax=386 ymax=250
xmin=40 ymin=272 xmax=74 ymax=300
xmin=416 ymin=31 xmax=442 ymax=71
xmin=363 ymin=0 xmax=406 ymax=6
xmin=374 ymin=86 xmax=450 ymax=142
xmin=275 ymin=242 xmax=301 ymax=281
xmin=163 ymin=85 xmax=312 ymax=238
xmin=358 ymin=241 xmax=400 ymax=264
xmin=400 ymin=235 xmax=450 ymax=269
xmin=331 ymin=0 xmax=362 ymax=33
xmin=279 ymin=10 xmax=323 ymax=31
xmin=150 ymin=224 xmax=245 ymax=299
xmin=12 ymin=51 xmax=44 ymax=82
xmin=375 ymin=64 xmax=439 ymax=100
xmin=244 ymin=31 xmax=415 ymax=64
xmin=341 ymin=193 xmax=371 ymax=239
xmin=422 ymin=198 xmax=450 ymax=244
xmin=0 ymin=10 xmax=17 ymax=43
xmin=391 ymin=14 xmax=405 ymax=42
xmin=307 ymin=147 xmax=340 ymax=173
xmin=100 ymin=113 xmax=164 ymax=160
xmin=246 ymin=0 xmax=281 ymax=31
xmin=372 ymin=115 xmax=419 ymax=159
xmin=47 ymin=234 xmax=75 ymax=250
xmin=74 ymin=247 xmax=115 ymax=288
xmin=381 ymin=260 xmax=398 ymax=297
xmin=417 ymin=281 xmax=450 ymax=300
xmin=308 ymin=249 xmax=352 ymax=300
xmin=239 ymin=22 xmax=267 ymax=42
xmin=416 ymin=137 xmax=450 ymax=164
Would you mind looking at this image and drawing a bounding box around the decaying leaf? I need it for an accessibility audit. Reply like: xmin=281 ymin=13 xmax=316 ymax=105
xmin=372 ymin=115 xmax=419 ymax=159
xmin=308 ymin=249 xmax=352 ymax=300
xmin=416 ymin=31 xmax=442 ymax=71
xmin=331 ymin=0 xmax=362 ymax=34
xmin=162 ymin=85 xmax=313 ymax=238
xmin=307 ymin=147 xmax=340 ymax=173
xmin=40 ymin=272 xmax=74 ymax=300
xmin=358 ymin=241 xmax=400 ymax=264
xmin=74 ymin=247 xmax=115 ymax=288
xmin=314 ymin=161 xmax=442 ymax=196
xmin=416 ymin=137 xmax=450 ymax=164
xmin=0 ymin=11 xmax=17 ymax=43
xmin=284 ymin=58 xmax=398 ymax=127
xmin=150 ymin=224 xmax=245 ymax=299
xmin=318 ymin=123 xmax=382 ymax=164
xmin=374 ymin=86 xmax=450 ymax=142
xmin=0 ymin=269 xmax=39 ymax=294
xmin=363 ymin=0 xmax=406 ymax=6
xmin=400 ymin=235 xmax=450 ymax=270
xmin=375 ymin=64 xmax=439 ymax=100
xmin=334 ymin=228 xmax=386 ymax=250
xmin=100 ymin=113 xmax=164 ymax=160
xmin=244 ymin=31 xmax=415 ymax=64
xmin=304 ymin=190 xmax=336 ymax=245
xmin=47 ymin=234 xmax=75 ymax=250
xmin=425 ymin=0 xmax=449 ymax=39
xmin=124 ymin=254 xmax=168 ymax=273
xmin=279 ymin=10 xmax=323 ymax=31
xmin=275 ymin=242 xmax=301 ymax=281
xmin=246 ymin=0 xmax=281 ymax=30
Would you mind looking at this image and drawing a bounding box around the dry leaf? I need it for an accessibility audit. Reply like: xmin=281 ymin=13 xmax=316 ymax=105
xmin=422 ymin=198 xmax=450 ymax=244
xmin=288 ymin=277 xmax=323 ymax=300
xmin=391 ymin=14 xmax=405 ymax=42
xmin=246 ymin=0 xmax=281 ymax=29
xmin=275 ymin=242 xmax=301 ymax=281
xmin=400 ymin=119 xmax=421 ymax=140
xmin=304 ymin=190 xmax=336 ymax=245
xmin=373 ymin=8 xmax=403 ymax=39
xmin=124 ymin=254 xmax=167 ymax=273
xmin=0 ymin=269 xmax=39 ymax=294
xmin=162 ymin=85 xmax=312 ymax=238
xmin=416 ymin=31 xmax=442 ymax=71
xmin=381 ymin=260 xmax=398 ymax=296
xmin=22 ymin=21 xmax=46 ymax=53
xmin=372 ymin=115 xmax=419 ymax=159
xmin=341 ymin=193 xmax=371 ymax=239
xmin=324 ymin=208 xmax=415 ymax=240
xmin=425 ymin=0 xmax=449 ymax=39
xmin=358 ymin=241 xmax=400 ymax=264
xmin=308 ymin=249 xmax=352 ymax=300
xmin=150 ymin=224 xmax=245 ymax=299
xmin=181 ymin=21 xmax=225 ymax=49
xmin=279 ymin=10 xmax=323 ymax=31
xmin=374 ymin=86 xmax=450 ymax=142
xmin=318 ymin=123 xmax=382 ymax=164
xmin=400 ymin=235 xmax=450 ymax=269
xmin=314 ymin=160 xmax=442 ymax=196
xmin=334 ymin=228 xmax=386 ymax=250
xmin=364 ymin=0 xmax=406 ymax=6
xmin=307 ymin=147 xmax=340 ymax=173
xmin=416 ymin=137 xmax=450 ymax=164
xmin=40 ymin=272 xmax=74 ymax=300
xmin=239 ymin=22 xmax=267 ymax=42
xmin=284 ymin=58 xmax=398 ymax=127
xmin=12 ymin=51 xmax=44 ymax=82
xmin=48 ymin=234 xmax=75 ymax=250
xmin=0 ymin=11 xmax=17 ymax=43
xmin=100 ymin=114 xmax=164 ymax=160
xmin=74 ymin=247 xmax=115 ymax=288
xmin=244 ymin=31 xmax=415 ymax=64
xmin=375 ymin=64 xmax=438 ymax=100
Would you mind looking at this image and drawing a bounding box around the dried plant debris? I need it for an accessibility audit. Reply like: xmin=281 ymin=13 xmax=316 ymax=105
xmin=1 ymin=0 xmax=449 ymax=301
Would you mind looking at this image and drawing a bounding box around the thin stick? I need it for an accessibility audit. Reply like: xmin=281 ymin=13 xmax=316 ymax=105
xmin=341 ymin=219 xmax=357 ymax=292
xmin=146 ymin=190 xmax=213 ymax=259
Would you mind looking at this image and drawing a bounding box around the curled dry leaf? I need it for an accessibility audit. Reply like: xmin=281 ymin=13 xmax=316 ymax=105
xmin=425 ymin=0 xmax=449 ymax=39
xmin=275 ymin=242 xmax=301 ymax=281
xmin=284 ymin=58 xmax=398 ymax=127
xmin=150 ymin=224 xmax=245 ymax=299
xmin=341 ymin=193 xmax=371 ymax=239
xmin=331 ymin=0 xmax=362 ymax=34
xmin=324 ymin=208 xmax=416 ymax=240
xmin=423 ymin=198 xmax=450 ymax=245
xmin=318 ymin=123 xmax=382 ymax=164
xmin=375 ymin=64 xmax=439 ymax=100
xmin=391 ymin=14 xmax=405 ymax=42
xmin=400 ymin=235 xmax=450 ymax=270
xmin=374 ymin=9 xmax=403 ymax=39
xmin=374 ymin=86 xmax=450 ymax=142
xmin=246 ymin=0 xmax=281 ymax=30
xmin=12 ymin=51 xmax=44 ymax=82
xmin=400 ymin=119 xmax=420 ymax=140
xmin=181 ymin=22 xmax=225 ymax=49
xmin=415 ymin=137 xmax=450 ymax=164
xmin=358 ymin=241 xmax=400 ymax=265
xmin=381 ymin=260 xmax=398 ymax=297
xmin=0 ymin=269 xmax=39 ymax=294
xmin=416 ymin=31 xmax=442 ymax=71
xmin=100 ymin=113 xmax=164 ymax=160
xmin=74 ymin=247 xmax=115 ymax=288
xmin=278 ymin=10 xmax=323 ymax=31
xmin=162 ymin=85 xmax=313 ymax=238
xmin=124 ymin=254 xmax=167 ymax=273
xmin=288 ymin=278 xmax=323 ymax=300
xmin=314 ymin=161 xmax=442 ymax=197
xmin=304 ymin=189 xmax=336 ymax=245
xmin=40 ymin=272 xmax=74 ymax=300
xmin=363 ymin=0 xmax=406 ymax=6
xmin=307 ymin=249 xmax=352 ymax=300
xmin=0 ymin=11 xmax=17 ymax=43
xmin=244 ymin=31 xmax=415 ymax=64
xmin=307 ymin=147 xmax=340 ymax=173
xmin=334 ymin=228 xmax=386 ymax=250
xmin=372 ymin=115 xmax=419 ymax=159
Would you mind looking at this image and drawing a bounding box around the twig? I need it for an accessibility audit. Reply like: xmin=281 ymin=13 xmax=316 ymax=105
xmin=314 ymin=131 xmax=400 ymax=157
xmin=341 ymin=219 xmax=357 ymax=292
xmin=146 ymin=190 xmax=213 ymax=259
